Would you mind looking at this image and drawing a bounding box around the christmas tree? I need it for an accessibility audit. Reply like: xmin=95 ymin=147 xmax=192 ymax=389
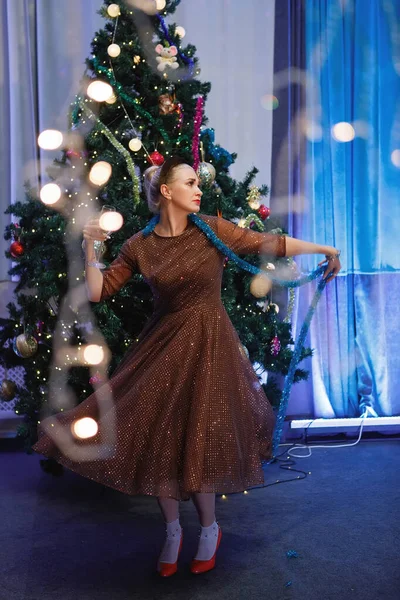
xmin=0 ymin=0 xmax=311 ymax=454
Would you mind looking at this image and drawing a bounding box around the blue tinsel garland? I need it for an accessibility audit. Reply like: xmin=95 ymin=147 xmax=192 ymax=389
xmin=142 ymin=213 xmax=327 ymax=456
xmin=200 ymin=128 xmax=235 ymax=169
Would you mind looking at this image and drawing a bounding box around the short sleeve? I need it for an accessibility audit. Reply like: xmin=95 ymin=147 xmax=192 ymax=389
xmin=204 ymin=215 xmax=286 ymax=258
xmin=99 ymin=238 xmax=138 ymax=301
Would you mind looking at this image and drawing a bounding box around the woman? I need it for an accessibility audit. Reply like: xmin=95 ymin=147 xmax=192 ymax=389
xmin=33 ymin=156 xmax=341 ymax=577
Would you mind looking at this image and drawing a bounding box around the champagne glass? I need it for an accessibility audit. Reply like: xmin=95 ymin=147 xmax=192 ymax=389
xmin=93 ymin=205 xmax=116 ymax=270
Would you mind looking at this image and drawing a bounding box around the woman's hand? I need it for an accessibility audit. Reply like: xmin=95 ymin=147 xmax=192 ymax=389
xmin=318 ymin=250 xmax=342 ymax=283
xmin=83 ymin=218 xmax=109 ymax=243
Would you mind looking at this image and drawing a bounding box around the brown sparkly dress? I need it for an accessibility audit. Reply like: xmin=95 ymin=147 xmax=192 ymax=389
xmin=33 ymin=214 xmax=286 ymax=501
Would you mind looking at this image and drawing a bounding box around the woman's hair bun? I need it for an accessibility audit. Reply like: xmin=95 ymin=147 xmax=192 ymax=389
xmin=143 ymin=165 xmax=160 ymax=183
xmin=143 ymin=165 xmax=162 ymax=214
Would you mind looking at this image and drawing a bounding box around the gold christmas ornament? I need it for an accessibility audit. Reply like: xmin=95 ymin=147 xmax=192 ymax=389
xmin=247 ymin=185 xmax=261 ymax=210
xmin=1 ymin=379 xmax=16 ymax=401
xmin=196 ymin=162 xmax=216 ymax=188
xmin=250 ymin=274 xmax=272 ymax=298
xmin=133 ymin=55 xmax=141 ymax=64
xmin=14 ymin=333 xmax=38 ymax=358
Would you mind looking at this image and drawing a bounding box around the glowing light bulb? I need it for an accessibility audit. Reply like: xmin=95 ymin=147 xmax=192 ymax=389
xmin=156 ymin=0 xmax=166 ymax=9
xmin=331 ymin=122 xmax=355 ymax=142
xmin=87 ymin=80 xmax=114 ymax=102
xmin=89 ymin=161 xmax=112 ymax=186
xmin=71 ymin=417 xmax=98 ymax=439
xmin=107 ymin=44 xmax=121 ymax=58
xmin=128 ymin=137 xmax=142 ymax=151
xmin=175 ymin=26 xmax=186 ymax=38
xmin=40 ymin=183 xmax=62 ymax=205
xmin=105 ymin=93 xmax=117 ymax=105
xmin=83 ymin=344 xmax=104 ymax=365
xmin=38 ymin=129 xmax=63 ymax=150
xmin=391 ymin=149 xmax=400 ymax=168
xmin=107 ymin=4 xmax=121 ymax=17
xmin=99 ymin=211 xmax=123 ymax=232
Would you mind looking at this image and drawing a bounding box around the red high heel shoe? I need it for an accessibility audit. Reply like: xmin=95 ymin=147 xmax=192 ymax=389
xmin=157 ymin=530 xmax=183 ymax=577
xmin=190 ymin=526 xmax=222 ymax=574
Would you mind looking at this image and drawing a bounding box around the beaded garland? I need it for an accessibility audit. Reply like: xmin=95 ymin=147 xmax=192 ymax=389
xmin=142 ymin=212 xmax=327 ymax=456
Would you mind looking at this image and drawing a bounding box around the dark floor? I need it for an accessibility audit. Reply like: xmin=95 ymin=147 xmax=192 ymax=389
xmin=1 ymin=438 xmax=399 ymax=600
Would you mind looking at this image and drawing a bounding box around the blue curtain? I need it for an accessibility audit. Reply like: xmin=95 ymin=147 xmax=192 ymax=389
xmin=291 ymin=0 xmax=400 ymax=417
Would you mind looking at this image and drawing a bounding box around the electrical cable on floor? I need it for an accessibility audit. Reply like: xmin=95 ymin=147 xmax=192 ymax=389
xmin=279 ymin=409 xmax=370 ymax=458
xmin=241 ymin=444 xmax=310 ymax=493
xmin=219 ymin=410 xmax=389 ymax=496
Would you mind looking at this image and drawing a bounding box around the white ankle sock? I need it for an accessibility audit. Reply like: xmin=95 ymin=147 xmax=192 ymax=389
xmin=194 ymin=520 xmax=219 ymax=561
xmin=158 ymin=518 xmax=182 ymax=564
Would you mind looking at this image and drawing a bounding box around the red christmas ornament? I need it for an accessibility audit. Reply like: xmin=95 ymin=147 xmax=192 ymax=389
xmin=148 ymin=151 xmax=165 ymax=166
xmin=258 ymin=204 xmax=271 ymax=220
xmin=10 ymin=240 xmax=24 ymax=258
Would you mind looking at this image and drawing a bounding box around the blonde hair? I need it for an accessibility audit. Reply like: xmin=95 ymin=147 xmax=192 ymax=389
xmin=143 ymin=165 xmax=162 ymax=214
xmin=143 ymin=156 xmax=190 ymax=214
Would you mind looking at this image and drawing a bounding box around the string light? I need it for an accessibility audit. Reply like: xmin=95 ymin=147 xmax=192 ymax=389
xmin=175 ymin=26 xmax=186 ymax=38
xmin=331 ymin=122 xmax=355 ymax=142
xmin=107 ymin=4 xmax=121 ymax=17
xmin=89 ymin=161 xmax=112 ymax=186
xmin=40 ymin=183 xmax=61 ymax=205
xmin=129 ymin=138 xmax=142 ymax=151
xmin=71 ymin=417 xmax=98 ymax=439
xmin=38 ymin=129 xmax=63 ymax=150
xmin=107 ymin=44 xmax=121 ymax=58
xmin=87 ymin=80 xmax=114 ymax=102
xmin=83 ymin=344 xmax=104 ymax=365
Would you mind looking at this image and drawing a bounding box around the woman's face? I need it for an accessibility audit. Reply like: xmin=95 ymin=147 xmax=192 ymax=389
xmin=160 ymin=164 xmax=203 ymax=213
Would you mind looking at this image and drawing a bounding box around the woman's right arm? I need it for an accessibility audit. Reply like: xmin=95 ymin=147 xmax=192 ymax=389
xmin=83 ymin=218 xmax=106 ymax=302
xmin=84 ymin=239 xmax=104 ymax=302
xmin=83 ymin=218 xmax=137 ymax=302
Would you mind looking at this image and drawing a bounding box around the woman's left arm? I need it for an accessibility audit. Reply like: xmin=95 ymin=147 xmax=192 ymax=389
xmin=206 ymin=216 xmax=341 ymax=283
xmin=285 ymin=237 xmax=341 ymax=282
